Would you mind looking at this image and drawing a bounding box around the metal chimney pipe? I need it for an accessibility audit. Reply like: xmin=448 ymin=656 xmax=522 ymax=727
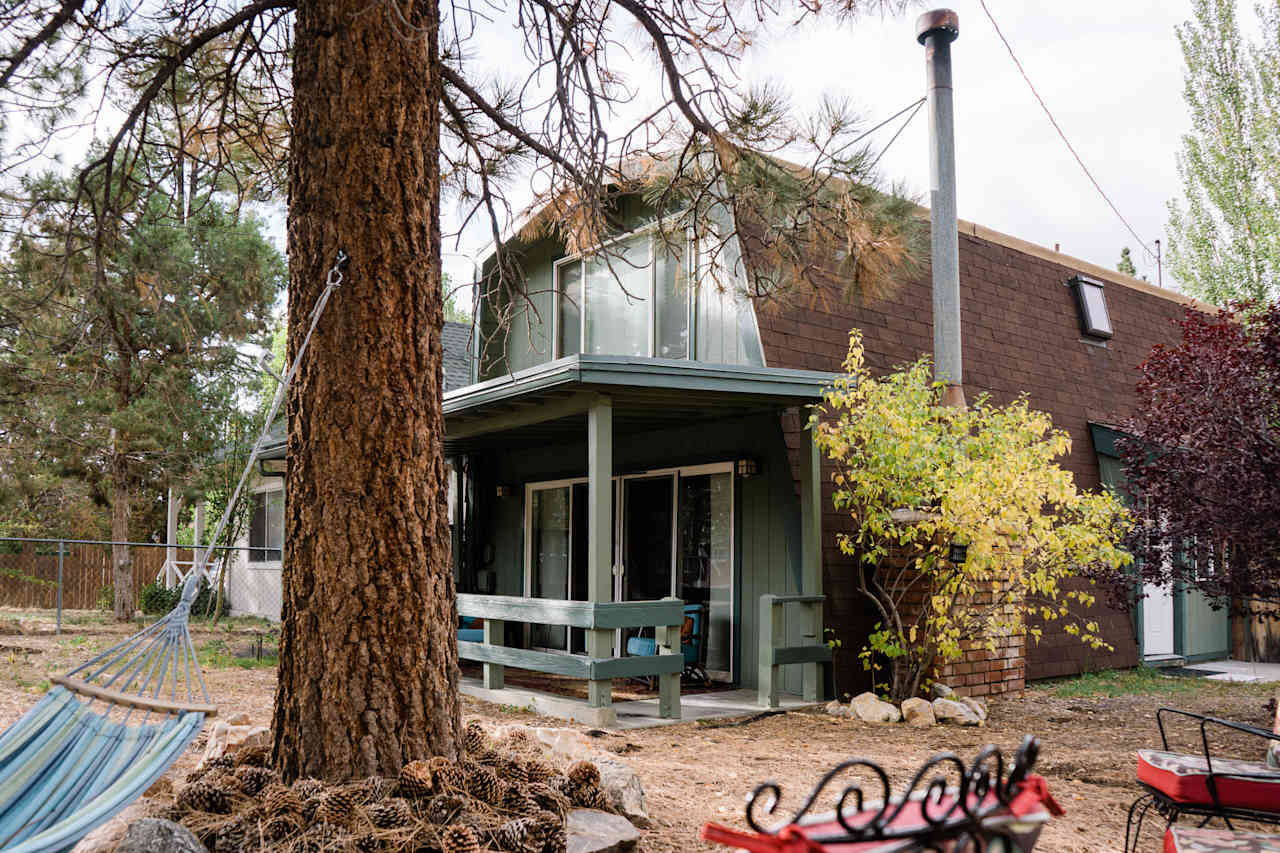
xmin=917 ymin=9 xmax=965 ymax=408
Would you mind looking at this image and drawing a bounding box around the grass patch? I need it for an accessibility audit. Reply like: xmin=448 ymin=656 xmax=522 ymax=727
xmin=196 ymin=638 xmax=278 ymax=670
xmin=1045 ymin=666 xmax=1204 ymax=699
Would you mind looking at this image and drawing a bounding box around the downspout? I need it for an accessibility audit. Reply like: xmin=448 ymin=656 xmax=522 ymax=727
xmin=918 ymin=9 xmax=965 ymax=408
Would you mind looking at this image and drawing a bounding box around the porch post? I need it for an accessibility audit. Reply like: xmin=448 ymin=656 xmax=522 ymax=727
xmin=586 ymin=395 xmax=613 ymax=709
xmin=166 ymin=487 xmax=179 ymax=588
xmin=799 ymin=426 xmax=824 ymax=702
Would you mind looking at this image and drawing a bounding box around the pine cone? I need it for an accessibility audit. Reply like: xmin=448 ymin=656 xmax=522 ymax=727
xmin=494 ymin=757 xmax=528 ymax=787
xmin=298 ymin=821 xmax=344 ymax=853
xmin=473 ymin=747 xmax=502 ymax=767
xmin=425 ymin=793 xmax=467 ymax=825
xmin=233 ymin=744 xmax=272 ymax=768
xmin=568 ymin=784 xmax=610 ymax=812
xmin=315 ymin=787 xmax=359 ymax=828
xmin=262 ymin=783 xmax=303 ymax=816
xmin=213 ymin=819 xmax=248 ymax=853
xmin=502 ymin=786 xmax=540 ymax=817
xmin=235 ymin=765 xmax=277 ymax=797
xmin=292 ymin=777 xmax=328 ymax=800
xmin=565 ymin=761 xmax=600 ymax=789
xmin=176 ymin=780 xmax=231 ymax=814
xmin=366 ymin=797 xmax=414 ymax=829
xmin=398 ymin=759 xmax=436 ymax=799
xmin=202 ymin=754 xmax=237 ymax=774
xmin=440 ymin=824 xmax=481 ymax=853
xmin=462 ymin=720 xmax=490 ymax=754
xmin=526 ymin=783 xmax=570 ymax=818
xmin=493 ymin=817 xmax=543 ymax=853
xmin=464 ymin=764 xmax=506 ymax=805
xmin=501 ymin=727 xmax=534 ymax=752
xmin=302 ymin=793 xmax=325 ymax=823
xmin=350 ymin=775 xmax=395 ymax=804
xmin=263 ymin=812 xmax=304 ymax=843
xmin=429 ymin=756 xmax=465 ymax=792
xmin=351 ymin=831 xmax=385 ymax=853
xmin=523 ymin=760 xmax=557 ymax=784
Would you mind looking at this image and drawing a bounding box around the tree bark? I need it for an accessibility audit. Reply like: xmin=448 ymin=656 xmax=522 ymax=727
xmin=110 ymin=439 xmax=133 ymax=621
xmin=272 ymin=0 xmax=459 ymax=781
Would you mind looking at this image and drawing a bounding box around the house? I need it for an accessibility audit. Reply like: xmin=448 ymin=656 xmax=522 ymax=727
xmin=447 ymin=189 xmax=1230 ymax=714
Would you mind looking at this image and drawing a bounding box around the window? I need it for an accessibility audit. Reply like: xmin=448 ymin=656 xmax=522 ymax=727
xmin=249 ymin=489 xmax=283 ymax=563
xmin=1069 ymin=275 xmax=1113 ymax=339
xmin=551 ymin=219 xmax=763 ymax=367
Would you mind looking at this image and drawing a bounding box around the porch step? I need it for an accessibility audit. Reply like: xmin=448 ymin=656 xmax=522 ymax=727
xmin=1142 ymin=654 xmax=1188 ymax=669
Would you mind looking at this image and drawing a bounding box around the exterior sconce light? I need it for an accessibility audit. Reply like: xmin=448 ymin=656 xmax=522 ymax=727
xmin=948 ymin=542 xmax=969 ymax=564
xmin=495 ymin=485 xmax=516 ymax=498
xmin=736 ymin=458 xmax=759 ymax=477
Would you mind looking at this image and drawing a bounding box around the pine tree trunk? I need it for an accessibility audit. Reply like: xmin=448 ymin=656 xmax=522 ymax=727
xmin=110 ymin=450 xmax=133 ymax=621
xmin=272 ymin=0 xmax=458 ymax=781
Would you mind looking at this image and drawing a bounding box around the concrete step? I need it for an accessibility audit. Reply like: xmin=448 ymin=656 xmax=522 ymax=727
xmin=1142 ymin=653 xmax=1188 ymax=669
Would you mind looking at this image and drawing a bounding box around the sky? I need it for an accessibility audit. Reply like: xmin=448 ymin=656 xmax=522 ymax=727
xmin=442 ymin=0 xmax=1217 ymax=296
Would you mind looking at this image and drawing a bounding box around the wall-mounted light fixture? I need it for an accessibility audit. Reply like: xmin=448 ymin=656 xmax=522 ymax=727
xmin=495 ymin=485 xmax=517 ymax=498
xmin=1067 ymin=274 xmax=1113 ymax=340
xmin=948 ymin=541 xmax=969 ymax=564
xmin=736 ymin=458 xmax=760 ymax=478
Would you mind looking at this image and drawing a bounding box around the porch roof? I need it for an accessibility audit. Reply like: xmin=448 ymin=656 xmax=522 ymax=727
xmin=443 ymin=354 xmax=831 ymax=454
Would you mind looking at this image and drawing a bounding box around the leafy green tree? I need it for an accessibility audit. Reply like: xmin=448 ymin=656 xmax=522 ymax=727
xmin=442 ymin=273 xmax=471 ymax=325
xmin=1167 ymin=0 xmax=1280 ymax=304
xmin=811 ymin=330 xmax=1133 ymax=702
xmin=0 ymin=171 xmax=284 ymax=618
xmin=1117 ymin=246 xmax=1139 ymax=278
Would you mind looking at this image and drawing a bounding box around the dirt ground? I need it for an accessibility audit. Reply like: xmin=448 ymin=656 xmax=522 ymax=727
xmin=1 ymin=609 xmax=1276 ymax=853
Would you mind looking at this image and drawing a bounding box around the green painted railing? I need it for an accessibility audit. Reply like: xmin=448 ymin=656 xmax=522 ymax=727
xmin=758 ymin=594 xmax=831 ymax=708
xmin=456 ymin=593 xmax=684 ymax=718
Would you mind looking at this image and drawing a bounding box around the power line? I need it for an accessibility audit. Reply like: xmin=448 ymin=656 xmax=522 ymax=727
xmin=978 ymin=0 xmax=1158 ymax=262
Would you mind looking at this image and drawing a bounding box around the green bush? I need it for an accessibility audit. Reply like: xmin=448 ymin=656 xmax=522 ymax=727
xmin=138 ymin=579 xmax=228 ymax=618
xmin=95 ymin=585 xmax=113 ymax=612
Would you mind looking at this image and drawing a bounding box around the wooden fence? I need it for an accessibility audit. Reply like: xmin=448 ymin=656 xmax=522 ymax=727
xmin=0 ymin=541 xmax=192 ymax=611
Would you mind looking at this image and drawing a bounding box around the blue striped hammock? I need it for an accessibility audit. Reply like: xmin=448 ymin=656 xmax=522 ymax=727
xmin=0 ymin=252 xmax=347 ymax=852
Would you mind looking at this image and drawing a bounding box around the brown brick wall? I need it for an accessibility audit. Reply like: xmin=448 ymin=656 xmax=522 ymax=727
xmin=759 ymin=230 xmax=1193 ymax=688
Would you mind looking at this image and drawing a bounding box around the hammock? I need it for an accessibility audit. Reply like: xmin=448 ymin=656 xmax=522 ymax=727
xmin=0 ymin=252 xmax=347 ymax=853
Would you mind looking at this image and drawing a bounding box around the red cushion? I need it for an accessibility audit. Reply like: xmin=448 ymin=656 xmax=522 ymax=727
xmin=1138 ymin=749 xmax=1280 ymax=813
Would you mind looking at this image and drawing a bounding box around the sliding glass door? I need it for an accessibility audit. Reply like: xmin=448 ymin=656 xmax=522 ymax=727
xmin=525 ymin=464 xmax=735 ymax=680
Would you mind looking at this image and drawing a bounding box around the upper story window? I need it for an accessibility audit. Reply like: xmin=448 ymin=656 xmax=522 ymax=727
xmin=1069 ymin=275 xmax=1113 ymax=340
xmin=480 ymin=214 xmax=765 ymax=380
xmin=249 ymin=488 xmax=283 ymax=563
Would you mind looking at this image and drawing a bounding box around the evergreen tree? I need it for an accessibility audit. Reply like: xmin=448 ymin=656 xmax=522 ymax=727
xmin=1117 ymin=246 xmax=1138 ymax=277
xmin=1167 ymin=0 xmax=1280 ymax=304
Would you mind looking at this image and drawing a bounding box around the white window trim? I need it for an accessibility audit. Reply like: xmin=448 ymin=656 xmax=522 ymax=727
xmin=247 ymin=483 xmax=284 ymax=570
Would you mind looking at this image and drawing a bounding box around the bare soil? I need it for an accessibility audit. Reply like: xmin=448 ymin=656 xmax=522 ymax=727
xmin=1 ymin=610 xmax=1275 ymax=853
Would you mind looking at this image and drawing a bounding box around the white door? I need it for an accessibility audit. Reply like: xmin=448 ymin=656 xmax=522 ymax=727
xmin=1143 ymin=583 xmax=1175 ymax=657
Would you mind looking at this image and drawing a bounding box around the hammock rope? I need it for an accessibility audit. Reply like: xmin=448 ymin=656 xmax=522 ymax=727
xmin=0 ymin=250 xmax=348 ymax=853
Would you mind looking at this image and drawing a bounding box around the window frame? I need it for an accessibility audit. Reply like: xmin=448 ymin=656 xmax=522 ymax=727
xmin=247 ymin=484 xmax=284 ymax=568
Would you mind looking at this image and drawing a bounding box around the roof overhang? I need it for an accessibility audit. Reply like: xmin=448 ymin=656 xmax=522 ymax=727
xmin=444 ymin=355 xmax=832 ymax=455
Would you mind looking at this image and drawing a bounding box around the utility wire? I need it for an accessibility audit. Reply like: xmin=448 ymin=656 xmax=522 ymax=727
xmin=979 ymin=0 xmax=1158 ymax=262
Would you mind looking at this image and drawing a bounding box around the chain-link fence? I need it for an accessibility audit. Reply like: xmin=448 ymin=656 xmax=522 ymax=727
xmin=0 ymin=537 xmax=283 ymax=629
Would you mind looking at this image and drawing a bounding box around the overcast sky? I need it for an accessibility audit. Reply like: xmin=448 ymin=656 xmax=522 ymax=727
xmin=443 ymin=0 xmax=1218 ymax=295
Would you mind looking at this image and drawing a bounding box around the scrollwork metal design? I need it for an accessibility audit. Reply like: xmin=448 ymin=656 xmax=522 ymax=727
xmin=743 ymin=735 xmax=1041 ymax=851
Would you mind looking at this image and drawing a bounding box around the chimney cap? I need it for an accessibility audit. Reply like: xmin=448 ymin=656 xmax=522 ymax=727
xmin=916 ymin=9 xmax=959 ymax=45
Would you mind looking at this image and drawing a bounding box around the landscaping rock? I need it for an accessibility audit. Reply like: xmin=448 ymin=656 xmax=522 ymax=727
xmin=71 ymin=801 xmax=156 ymax=853
xmin=933 ymin=698 xmax=982 ymax=726
xmin=901 ymin=697 xmax=936 ymax=728
xmin=824 ymin=700 xmax=850 ymax=718
xmin=225 ymin=712 xmax=252 ymax=726
xmin=515 ymin=725 xmax=650 ymax=826
xmin=960 ymin=696 xmax=988 ymax=723
xmin=202 ymin=720 xmax=270 ymax=763
xmin=113 ymin=818 xmax=204 ymax=853
xmin=567 ymin=808 xmax=641 ymax=853
xmin=931 ymin=682 xmax=955 ymax=699
xmin=850 ymin=691 xmax=901 ymax=723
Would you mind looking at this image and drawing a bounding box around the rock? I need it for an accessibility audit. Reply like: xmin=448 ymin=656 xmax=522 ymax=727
xmin=566 ymin=808 xmax=641 ymax=853
xmin=824 ymin=700 xmax=850 ymax=718
xmin=113 ymin=818 xmax=205 ymax=853
xmin=225 ymin=712 xmax=252 ymax=726
xmin=523 ymin=726 xmax=649 ymax=827
xmin=201 ymin=721 xmax=270 ymax=763
xmin=850 ymin=691 xmax=901 ymax=724
xmin=933 ymin=698 xmax=982 ymax=726
xmin=71 ymin=801 xmax=156 ymax=853
xmin=959 ymin=696 xmax=988 ymax=723
xmin=931 ymin=682 xmax=955 ymax=699
xmin=900 ymin=697 xmax=936 ymax=728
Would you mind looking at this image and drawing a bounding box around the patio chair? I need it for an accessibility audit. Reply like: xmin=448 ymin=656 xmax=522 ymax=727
xmin=702 ymin=735 xmax=1063 ymax=852
xmin=625 ymin=602 xmax=711 ymax=688
xmin=1124 ymin=707 xmax=1280 ymax=853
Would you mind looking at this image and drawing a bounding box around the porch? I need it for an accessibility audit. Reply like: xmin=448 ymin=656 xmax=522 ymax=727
xmin=445 ymin=355 xmax=835 ymax=727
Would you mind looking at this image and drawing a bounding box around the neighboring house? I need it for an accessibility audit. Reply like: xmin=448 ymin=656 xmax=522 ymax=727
xmin=222 ymin=321 xmax=474 ymax=620
xmin=447 ymin=192 xmax=1230 ymax=704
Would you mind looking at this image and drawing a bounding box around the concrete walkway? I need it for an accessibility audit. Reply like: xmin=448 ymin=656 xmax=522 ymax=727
xmin=1183 ymin=659 xmax=1280 ymax=683
xmin=460 ymin=675 xmax=817 ymax=729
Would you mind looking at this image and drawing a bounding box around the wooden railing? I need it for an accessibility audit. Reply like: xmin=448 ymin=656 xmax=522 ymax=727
xmin=758 ymin=593 xmax=831 ymax=708
xmin=456 ymin=593 xmax=685 ymax=719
